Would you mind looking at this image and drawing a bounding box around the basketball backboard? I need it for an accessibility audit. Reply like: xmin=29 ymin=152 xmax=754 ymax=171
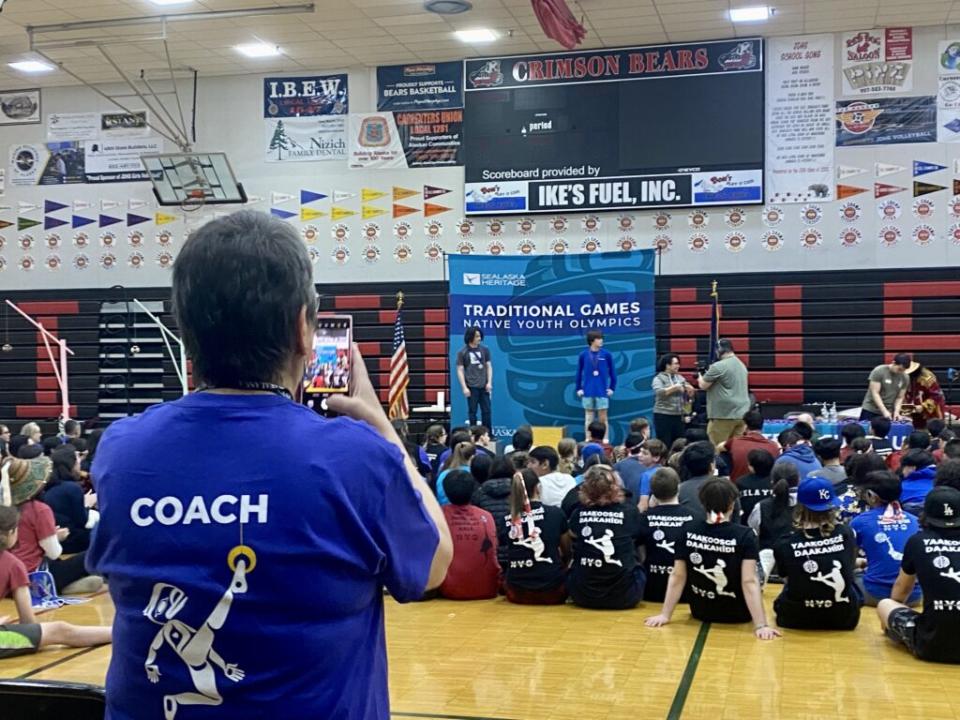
xmin=141 ymin=152 xmax=247 ymax=208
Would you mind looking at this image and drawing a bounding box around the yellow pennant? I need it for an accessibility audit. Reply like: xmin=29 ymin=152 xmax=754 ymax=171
xmin=300 ymin=207 xmax=326 ymax=221
xmin=155 ymin=212 xmax=178 ymax=226
xmin=362 ymin=205 xmax=387 ymax=219
xmin=392 ymin=186 xmax=419 ymax=201
xmin=330 ymin=206 xmax=357 ymax=221
xmin=361 ymin=188 xmax=387 ymax=202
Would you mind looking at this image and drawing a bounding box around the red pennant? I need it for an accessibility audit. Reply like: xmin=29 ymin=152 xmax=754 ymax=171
xmin=392 ymin=204 xmax=418 ymax=219
xmin=874 ymin=183 xmax=906 ymax=198
xmin=424 ymin=203 xmax=452 ymax=217
xmin=837 ymin=184 xmax=868 ymax=199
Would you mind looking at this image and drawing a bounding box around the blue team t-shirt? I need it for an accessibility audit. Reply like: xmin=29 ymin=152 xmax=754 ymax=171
xmin=86 ymin=392 xmax=438 ymax=720
xmin=850 ymin=506 xmax=922 ymax=603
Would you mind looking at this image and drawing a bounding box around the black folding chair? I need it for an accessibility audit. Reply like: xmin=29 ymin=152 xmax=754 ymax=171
xmin=0 ymin=679 xmax=105 ymax=720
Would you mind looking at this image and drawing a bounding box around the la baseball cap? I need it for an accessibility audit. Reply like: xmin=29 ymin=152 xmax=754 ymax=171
xmin=923 ymin=486 xmax=960 ymax=529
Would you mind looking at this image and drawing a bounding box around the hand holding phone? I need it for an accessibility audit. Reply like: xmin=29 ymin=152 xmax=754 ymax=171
xmin=303 ymin=315 xmax=352 ymax=417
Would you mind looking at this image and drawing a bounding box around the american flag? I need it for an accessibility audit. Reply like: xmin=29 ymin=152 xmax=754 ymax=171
xmin=388 ymin=304 xmax=409 ymax=419
xmin=708 ymin=280 xmax=721 ymax=365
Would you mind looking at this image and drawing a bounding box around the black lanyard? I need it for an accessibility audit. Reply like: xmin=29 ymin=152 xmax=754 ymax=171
xmin=197 ymin=381 xmax=293 ymax=401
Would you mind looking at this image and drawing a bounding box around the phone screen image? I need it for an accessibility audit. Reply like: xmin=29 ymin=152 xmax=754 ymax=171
xmin=304 ymin=316 xmax=351 ymax=395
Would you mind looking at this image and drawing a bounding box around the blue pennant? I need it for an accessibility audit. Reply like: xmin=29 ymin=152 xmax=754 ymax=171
xmin=99 ymin=214 xmax=122 ymax=228
xmin=127 ymin=213 xmax=150 ymax=227
xmin=44 ymin=216 xmax=68 ymax=230
xmin=270 ymin=207 xmax=296 ymax=220
xmin=72 ymin=215 xmax=95 ymax=229
xmin=44 ymin=199 xmax=69 ymax=214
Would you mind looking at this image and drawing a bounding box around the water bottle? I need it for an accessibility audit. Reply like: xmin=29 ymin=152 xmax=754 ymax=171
xmin=820 ymin=402 xmax=829 ymax=421
xmin=829 ymin=402 xmax=838 ymax=423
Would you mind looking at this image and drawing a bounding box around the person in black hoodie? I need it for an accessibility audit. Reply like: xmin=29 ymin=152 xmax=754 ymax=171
xmin=41 ymin=445 xmax=97 ymax=554
xmin=473 ymin=458 xmax=515 ymax=568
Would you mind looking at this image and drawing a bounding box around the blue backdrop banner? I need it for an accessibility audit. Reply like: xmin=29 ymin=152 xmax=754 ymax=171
xmin=448 ymin=252 xmax=656 ymax=444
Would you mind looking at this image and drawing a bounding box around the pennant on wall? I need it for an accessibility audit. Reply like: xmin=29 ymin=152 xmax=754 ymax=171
xmin=393 ymin=204 xmax=418 ymax=219
xmin=330 ymin=206 xmax=356 ymax=221
xmin=128 ymin=198 xmax=148 ymax=211
xmin=99 ymin=214 xmax=123 ymax=228
xmin=392 ymin=186 xmax=418 ymax=201
xmin=18 ymin=201 xmax=38 ymax=213
xmin=0 ymin=220 xmax=13 ymax=230
xmin=334 ymin=190 xmax=357 ymax=203
xmin=875 ymin=183 xmax=906 ymax=198
xmin=424 ymin=185 xmax=451 ymax=199
xmin=72 ymin=200 xmax=92 ymax=212
xmin=270 ymin=208 xmax=296 ymax=220
xmin=913 ymin=161 xmax=946 ymax=177
xmin=837 ymin=185 xmax=868 ymax=199
xmin=44 ymin=216 xmax=68 ymax=230
xmin=127 ymin=213 xmax=151 ymax=227
xmin=837 ymin=165 xmax=867 ymax=180
xmin=72 ymin=215 xmax=95 ymax=229
xmin=300 ymin=207 xmax=326 ymax=221
xmin=914 ymin=181 xmax=946 ymax=197
xmin=361 ymin=188 xmax=385 ymax=203
xmin=155 ymin=212 xmax=178 ymax=226
xmin=18 ymin=217 xmax=40 ymax=231
xmin=100 ymin=200 xmax=120 ymax=211
xmin=300 ymin=189 xmax=327 ymax=205
xmin=271 ymin=192 xmax=295 ymax=205
xmin=44 ymin=199 xmax=68 ymax=214
xmin=362 ymin=205 xmax=386 ymax=219
xmin=424 ymin=202 xmax=452 ymax=217
xmin=876 ymin=162 xmax=905 ymax=177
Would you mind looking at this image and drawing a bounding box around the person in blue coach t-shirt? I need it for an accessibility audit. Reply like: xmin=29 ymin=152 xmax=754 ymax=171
xmin=575 ymin=330 xmax=617 ymax=442
xmin=86 ymin=210 xmax=452 ymax=720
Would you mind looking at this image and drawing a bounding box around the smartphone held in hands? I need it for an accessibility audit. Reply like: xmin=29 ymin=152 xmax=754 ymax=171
xmin=303 ymin=315 xmax=352 ymax=417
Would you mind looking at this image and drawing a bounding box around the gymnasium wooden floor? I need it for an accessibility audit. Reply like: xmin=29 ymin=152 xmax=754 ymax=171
xmin=3 ymin=585 xmax=960 ymax=719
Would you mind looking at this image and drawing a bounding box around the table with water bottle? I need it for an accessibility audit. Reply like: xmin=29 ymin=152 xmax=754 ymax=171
xmin=762 ymin=401 xmax=914 ymax=450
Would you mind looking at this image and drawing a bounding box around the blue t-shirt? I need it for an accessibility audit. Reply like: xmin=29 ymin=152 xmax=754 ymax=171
xmin=575 ymin=348 xmax=616 ymax=398
xmin=86 ymin=392 xmax=438 ymax=720
xmin=851 ymin=506 xmax=922 ymax=602
xmin=638 ymin=466 xmax=659 ymax=499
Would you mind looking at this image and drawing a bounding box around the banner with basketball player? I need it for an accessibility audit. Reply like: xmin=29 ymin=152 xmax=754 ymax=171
xmin=347 ymin=111 xmax=463 ymax=169
xmin=448 ymin=251 xmax=656 ymax=443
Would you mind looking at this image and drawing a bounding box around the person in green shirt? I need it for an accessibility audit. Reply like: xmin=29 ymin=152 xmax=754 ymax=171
xmin=698 ymin=339 xmax=751 ymax=446
xmin=860 ymin=354 xmax=910 ymax=421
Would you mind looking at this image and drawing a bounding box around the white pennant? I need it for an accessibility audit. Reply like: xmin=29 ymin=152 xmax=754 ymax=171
xmin=334 ymin=190 xmax=357 ymax=203
xmin=243 ymin=195 xmax=264 ymax=205
xmin=837 ymin=165 xmax=866 ymax=180
xmin=100 ymin=199 xmax=120 ymax=211
xmin=73 ymin=200 xmax=92 ymax=212
xmin=18 ymin=201 xmax=38 ymax=212
xmin=271 ymin=191 xmax=295 ymax=205
xmin=876 ymin=162 xmax=905 ymax=178
xmin=128 ymin=198 xmax=148 ymax=210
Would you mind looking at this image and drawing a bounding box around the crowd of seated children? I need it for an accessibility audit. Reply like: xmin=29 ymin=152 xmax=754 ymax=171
xmin=437 ymin=441 xmax=476 ymax=505
xmin=612 ymin=433 xmax=648 ymax=502
xmin=808 ymin=437 xmax=848 ymax=492
xmin=633 ymin=439 xmax=668 ymax=511
xmin=526 ymin=446 xmax=576 ymax=508
xmin=750 ymin=462 xmax=801 ymax=580
xmin=0 ymin=505 xmax=111 ymax=660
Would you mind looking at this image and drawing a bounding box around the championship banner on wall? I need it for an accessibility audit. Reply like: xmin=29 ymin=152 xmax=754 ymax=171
xmin=263 ymin=75 xmax=348 ymax=163
xmin=766 ymin=35 xmax=835 ymax=204
xmin=376 ymin=62 xmax=463 ymax=111
xmin=463 ymin=39 xmax=764 ymax=215
xmin=841 ymin=28 xmax=913 ymax=95
xmin=448 ymin=252 xmax=656 ymax=443
xmin=836 ymin=96 xmax=937 ymax=147
xmin=348 ymin=110 xmax=463 ymax=168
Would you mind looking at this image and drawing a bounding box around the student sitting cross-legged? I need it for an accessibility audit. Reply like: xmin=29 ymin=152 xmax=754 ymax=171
xmin=503 ymin=469 xmax=570 ymax=605
xmin=646 ymin=477 xmax=780 ymax=640
xmin=566 ymin=465 xmax=646 ymax=610
xmin=878 ymin=486 xmax=960 ymax=663
xmin=851 ymin=470 xmax=922 ymax=607
xmin=637 ymin=467 xmax=704 ymax=603
xmin=772 ymin=478 xmax=862 ymax=630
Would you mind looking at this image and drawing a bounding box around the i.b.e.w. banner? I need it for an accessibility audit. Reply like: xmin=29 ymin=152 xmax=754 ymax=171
xmin=448 ymin=252 xmax=656 ymax=443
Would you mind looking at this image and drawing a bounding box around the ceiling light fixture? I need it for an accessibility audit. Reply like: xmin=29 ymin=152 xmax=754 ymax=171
xmin=425 ymin=0 xmax=473 ymax=14
xmin=8 ymin=59 xmax=55 ymax=73
xmin=235 ymin=42 xmax=281 ymax=58
xmin=454 ymin=28 xmax=498 ymax=43
xmin=729 ymin=5 xmax=772 ymax=22
xmin=150 ymin=0 xmax=194 ymax=5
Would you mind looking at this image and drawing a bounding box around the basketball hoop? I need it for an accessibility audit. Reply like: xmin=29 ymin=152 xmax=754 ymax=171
xmin=181 ymin=188 xmax=207 ymax=213
xmin=142 ymin=152 xmax=246 ymax=208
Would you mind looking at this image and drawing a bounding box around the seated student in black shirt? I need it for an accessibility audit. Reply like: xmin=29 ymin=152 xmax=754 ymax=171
xmin=749 ymin=462 xmax=800 ymax=581
xmin=503 ymin=469 xmax=570 ymax=605
xmin=738 ymin=449 xmax=775 ymax=521
xmin=566 ymin=465 xmax=646 ymax=610
xmin=879 ymin=486 xmax=960 ymax=663
xmin=867 ymin=416 xmax=894 ymax=458
xmin=773 ymin=477 xmax=862 ymax=630
xmin=646 ymin=478 xmax=780 ymax=640
xmin=637 ymin=467 xmax=704 ymax=602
